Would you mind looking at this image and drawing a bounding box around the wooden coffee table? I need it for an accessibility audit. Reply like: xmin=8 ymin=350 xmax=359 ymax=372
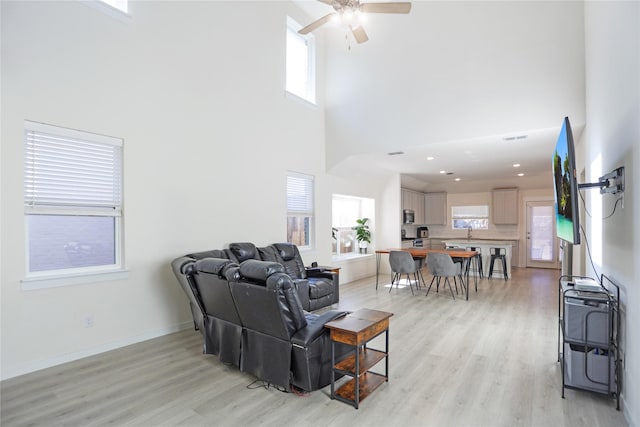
xmin=324 ymin=308 xmax=393 ymax=409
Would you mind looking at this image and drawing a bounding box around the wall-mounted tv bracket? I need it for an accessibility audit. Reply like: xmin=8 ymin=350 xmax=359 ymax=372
xmin=578 ymin=166 xmax=625 ymax=194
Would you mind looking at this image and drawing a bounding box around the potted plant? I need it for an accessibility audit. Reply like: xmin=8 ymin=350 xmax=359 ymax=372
xmin=353 ymin=218 xmax=371 ymax=254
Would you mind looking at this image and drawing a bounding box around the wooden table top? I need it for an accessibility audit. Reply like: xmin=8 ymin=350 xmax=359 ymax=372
xmin=324 ymin=309 xmax=394 ymax=334
xmin=376 ymin=248 xmax=478 ymax=258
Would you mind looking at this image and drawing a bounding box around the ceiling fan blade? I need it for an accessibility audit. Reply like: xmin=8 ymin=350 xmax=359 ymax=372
xmin=298 ymin=13 xmax=336 ymax=35
xmin=351 ymin=25 xmax=369 ymax=44
xmin=360 ymin=2 xmax=412 ymax=14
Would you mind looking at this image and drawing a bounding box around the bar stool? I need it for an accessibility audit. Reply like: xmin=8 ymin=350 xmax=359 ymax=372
xmin=467 ymin=247 xmax=483 ymax=278
xmin=488 ymin=247 xmax=508 ymax=280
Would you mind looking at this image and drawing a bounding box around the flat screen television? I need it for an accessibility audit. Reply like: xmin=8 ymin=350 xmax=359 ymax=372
xmin=552 ymin=116 xmax=580 ymax=244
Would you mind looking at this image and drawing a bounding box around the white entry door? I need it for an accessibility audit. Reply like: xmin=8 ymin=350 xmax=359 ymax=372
xmin=526 ymin=201 xmax=558 ymax=269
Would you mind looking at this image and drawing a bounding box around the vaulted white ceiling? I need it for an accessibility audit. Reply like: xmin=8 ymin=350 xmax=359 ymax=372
xmin=296 ymin=0 xmax=586 ymax=193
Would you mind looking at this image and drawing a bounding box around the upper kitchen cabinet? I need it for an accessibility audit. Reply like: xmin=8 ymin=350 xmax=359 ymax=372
xmin=401 ymin=188 xmax=425 ymax=224
xmin=492 ymin=188 xmax=519 ymax=225
xmin=424 ymin=192 xmax=447 ymax=225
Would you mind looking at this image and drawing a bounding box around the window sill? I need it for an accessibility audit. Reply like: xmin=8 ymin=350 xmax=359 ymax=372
xmin=21 ymin=269 xmax=129 ymax=291
xmin=332 ymin=252 xmax=374 ymax=262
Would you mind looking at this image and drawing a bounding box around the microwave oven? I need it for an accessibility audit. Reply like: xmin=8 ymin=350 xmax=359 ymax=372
xmin=403 ymin=209 xmax=415 ymax=224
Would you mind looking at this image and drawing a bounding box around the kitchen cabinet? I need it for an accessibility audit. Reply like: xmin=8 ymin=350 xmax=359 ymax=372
xmin=401 ymin=188 xmax=425 ymax=224
xmin=424 ymin=192 xmax=447 ymax=225
xmin=492 ymin=188 xmax=518 ymax=225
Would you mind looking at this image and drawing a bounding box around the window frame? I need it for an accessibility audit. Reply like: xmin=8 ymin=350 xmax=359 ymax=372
xmin=332 ymin=194 xmax=375 ymax=260
xmin=451 ymin=205 xmax=490 ymax=230
xmin=285 ymin=16 xmax=316 ymax=104
xmin=286 ymin=172 xmax=314 ymax=250
xmin=22 ymin=121 xmax=127 ymax=289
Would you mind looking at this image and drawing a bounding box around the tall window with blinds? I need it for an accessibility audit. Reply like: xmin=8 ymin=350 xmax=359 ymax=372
xmin=286 ymin=172 xmax=314 ymax=249
xmin=24 ymin=121 xmax=124 ymax=275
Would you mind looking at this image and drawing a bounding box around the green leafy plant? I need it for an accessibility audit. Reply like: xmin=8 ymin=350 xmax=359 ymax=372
xmin=353 ymin=218 xmax=371 ymax=247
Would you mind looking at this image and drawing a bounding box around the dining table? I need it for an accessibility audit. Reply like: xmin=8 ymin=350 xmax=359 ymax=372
xmin=375 ymin=248 xmax=480 ymax=300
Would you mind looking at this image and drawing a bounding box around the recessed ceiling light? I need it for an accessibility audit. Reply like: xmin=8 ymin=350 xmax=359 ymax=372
xmin=517 ymin=173 xmax=525 ymax=177
xmin=387 ymin=151 xmax=404 ymax=156
xmin=455 ymin=178 xmax=461 ymax=181
xmin=503 ymin=135 xmax=528 ymax=141
xmin=513 ymin=163 xmax=521 ymax=168
xmin=439 ymin=170 xmax=446 ymax=174
xmin=427 ymin=156 xmax=434 ymax=160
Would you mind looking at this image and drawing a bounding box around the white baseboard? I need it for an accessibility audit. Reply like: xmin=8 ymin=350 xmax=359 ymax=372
xmin=1 ymin=321 xmax=193 ymax=381
xmin=622 ymin=393 xmax=637 ymax=427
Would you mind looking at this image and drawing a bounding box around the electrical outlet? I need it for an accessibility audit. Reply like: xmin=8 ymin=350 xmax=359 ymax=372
xmin=83 ymin=315 xmax=94 ymax=328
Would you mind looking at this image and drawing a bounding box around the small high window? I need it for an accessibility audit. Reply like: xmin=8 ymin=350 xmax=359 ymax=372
xmin=286 ymin=17 xmax=316 ymax=104
xmin=99 ymin=0 xmax=128 ymax=13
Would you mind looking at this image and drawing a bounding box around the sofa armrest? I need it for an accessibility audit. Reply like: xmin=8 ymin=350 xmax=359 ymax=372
xmin=291 ymin=310 xmax=349 ymax=347
xmin=306 ymin=270 xmax=339 ymax=305
xmin=306 ymin=269 xmax=337 ymax=282
xmin=292 ymin=279 xmax=310 ymax=310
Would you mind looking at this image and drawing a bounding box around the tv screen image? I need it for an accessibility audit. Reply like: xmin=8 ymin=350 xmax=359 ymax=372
xmin=552 ymin=117 xmax=580 ymax=244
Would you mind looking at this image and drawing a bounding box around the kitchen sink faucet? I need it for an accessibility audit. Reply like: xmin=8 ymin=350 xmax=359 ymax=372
xmin=467 ymin=226 xmax=472 ymax=240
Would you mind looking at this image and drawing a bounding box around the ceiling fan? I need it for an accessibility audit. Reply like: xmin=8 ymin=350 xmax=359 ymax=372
xmin=298 ymin=0 xmax=412 ymax=44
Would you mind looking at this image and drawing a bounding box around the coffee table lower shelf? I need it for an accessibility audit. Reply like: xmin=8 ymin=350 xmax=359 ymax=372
xmin=334 ymin=371 xmax=387 ymax=405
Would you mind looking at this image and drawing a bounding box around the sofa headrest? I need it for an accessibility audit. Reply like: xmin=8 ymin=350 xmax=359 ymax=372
xmin=238 ymin=260 xmax=284 ymax=284
xmin=194 ymin=258 xmax=236 ymax=277
xmin=265 ymin=272 xmax=294 ymax=291
xmin=187 ymin=249 xmax=228 ymax=260
xmin=229 ymin=242 xmax=259 ymax=263
xmin=273 ymin=243 xmax=297 ymax=261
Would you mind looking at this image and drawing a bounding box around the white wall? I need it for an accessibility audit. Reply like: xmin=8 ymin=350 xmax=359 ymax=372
xmin=323 ymin=1 xmax=586 ymax=169
xmin=0 ymin=1 xmax=392 ymax=379
xmin=583 ymin=1 xmax=639 ymax=425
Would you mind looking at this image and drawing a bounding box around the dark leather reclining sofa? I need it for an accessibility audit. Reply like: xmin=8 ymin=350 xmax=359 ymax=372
xmin=171 ymin=243 xmax=347 ymax=392
xmin=175 ymin=242 xmax=339 ymax=313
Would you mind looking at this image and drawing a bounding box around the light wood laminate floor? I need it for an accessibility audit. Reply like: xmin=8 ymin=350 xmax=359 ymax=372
xmin=1 ymin=267 xmax=627 ymax=426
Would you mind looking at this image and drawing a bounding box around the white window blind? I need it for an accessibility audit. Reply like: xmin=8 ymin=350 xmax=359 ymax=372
xmin=287 ymin=173 xmax=313 ymax=215
xmin=24 ymin=121 xmax=122 ymax=216
xmin=452 ymin=205 xmax=489 ymax=219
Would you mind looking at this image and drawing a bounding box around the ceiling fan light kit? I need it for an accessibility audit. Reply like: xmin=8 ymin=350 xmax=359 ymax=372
xmin=299 ymin=0 xmax=412 ymax=45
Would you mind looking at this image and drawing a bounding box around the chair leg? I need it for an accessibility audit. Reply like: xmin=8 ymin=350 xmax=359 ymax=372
xmin=502 ymin=256 xmax=508 ymax=280
xmin=405 ymin=273 xmax=415 ymax=295
xmin=489 ymin=257 xmax=495 ymax=279
xmin=445 ymin=277 xmax=456 ymax=300
xmin=426 ymin=275 xmax=437 ymax=296
xmin=389 ymin=272 xmax=398 ymax=293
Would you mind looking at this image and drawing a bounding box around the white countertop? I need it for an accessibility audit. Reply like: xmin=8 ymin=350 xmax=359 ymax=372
xmin=442 ymin=239 xmax=514 ymax=246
